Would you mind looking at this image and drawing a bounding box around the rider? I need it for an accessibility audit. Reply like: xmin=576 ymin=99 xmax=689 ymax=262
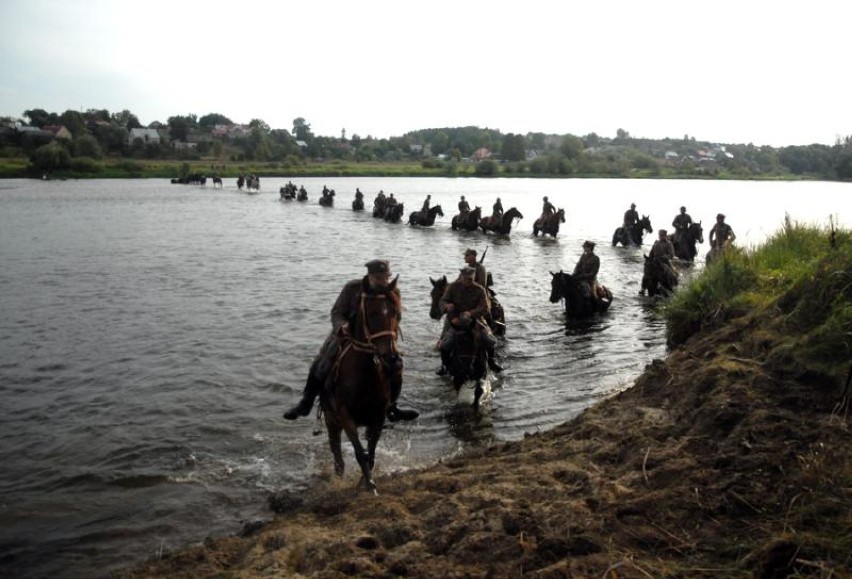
xmin=463 ymin=248 xmax=488 ymax=288
xmin=355 ymin=187 xmax=363 ymax=199
xmin=421 ymin=194 xmax=431 ymax=211
xmin=492 ymin=197 xmax=504 ymax=219
xmin=437 ymin=266 xmax=502 ymax=374
xmin=709 ymin=213 xmax=736 ymax=248
xmin=649 ymin=229 xmax=675 ymax=262
xmin=540 ymin=196 xmax=555 ymax=221
xmin=623 ymin=203 xmax=639 ymax=228
xmin=573 ymin=241 xmax=604 ymax=302
xmin=283 ymin=259 xmax=419 ymax=422
xmin=671 ymin=206 xmax=692 ymax=243
xmin=458 ymin=195 xmax=470 ymax=214
xmin=387 ymin=193 xmax=397 ymax=207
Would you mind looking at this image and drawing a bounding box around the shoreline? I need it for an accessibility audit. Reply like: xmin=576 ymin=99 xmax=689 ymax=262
xmin=118 ymin=304 xmax=851 ymax=578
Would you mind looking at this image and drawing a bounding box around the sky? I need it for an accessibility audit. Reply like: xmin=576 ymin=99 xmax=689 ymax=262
xmin=1 ymin=0 xmax=850 ymax=147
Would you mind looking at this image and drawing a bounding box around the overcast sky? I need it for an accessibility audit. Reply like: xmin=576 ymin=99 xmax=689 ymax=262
xmin=2 ymin=0 xmax=849 ymax=147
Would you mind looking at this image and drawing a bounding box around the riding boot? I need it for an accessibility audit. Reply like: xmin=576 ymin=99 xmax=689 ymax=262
xmin=387 ymin=403 xmax=420 ymax=422
xmin=436 ymin=349 xmax=451 ymax=376
xmin=283 ymin=372 xmax=322 ymax=420
xmin=487 ymin=346 xmax=503 ymax=373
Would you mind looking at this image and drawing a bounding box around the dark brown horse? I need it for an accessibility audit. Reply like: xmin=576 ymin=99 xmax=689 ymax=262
xmin=321 ymin=278 xmax=402 ymax=494
xmin=451 ymin=206 xmax=482 ymax=231
xmin=480 ymin=207 xmax=523 ymax=235
xmin=533 ymin=208 xmax=566 ymax=238
xmin=408 ymin=205 xmax=444 ymax=226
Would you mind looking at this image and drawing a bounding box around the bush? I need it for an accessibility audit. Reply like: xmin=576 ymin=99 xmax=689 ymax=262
xmin=68 ymin=157 xmax=103 ymax=174
xmin=474 ymin=159 xmax=498 ymax=176
xmin=30 ymin=142 xmax=71 ymax=173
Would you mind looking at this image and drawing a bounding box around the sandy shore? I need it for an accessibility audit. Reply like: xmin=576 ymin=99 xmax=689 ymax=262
xmin=120 ymin=312 xmax=851 ymax=578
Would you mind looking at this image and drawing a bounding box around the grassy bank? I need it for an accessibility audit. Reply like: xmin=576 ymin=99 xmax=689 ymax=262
xmin=120 ymin=221 xmax=851 ymax=578
xmin=0 ymin=156 xmax=822 ymax=180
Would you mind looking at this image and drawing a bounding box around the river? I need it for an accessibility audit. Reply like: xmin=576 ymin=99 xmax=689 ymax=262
xmin=0 ymin=177 xmax=849 ymax=578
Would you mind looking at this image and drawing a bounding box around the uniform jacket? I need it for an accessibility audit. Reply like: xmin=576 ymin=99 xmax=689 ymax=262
xmin=573 ymin=253 xmax=600 ymax=283
xmin=672 ymin=213 xmax=692 ymax=230
xmin=331 ymin=277 xmax=401 ymax=333
xmin=649 ymin=239 xmax=675 ymax=260
xmin=710 ymin=223 xmax=735 ymax=247
xmin=623 ymin=209 xmax=639 ymax=226
xmin=440 ymin=280 xmax=489 ymax=321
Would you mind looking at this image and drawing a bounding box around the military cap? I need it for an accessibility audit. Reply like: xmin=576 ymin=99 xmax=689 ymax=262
xmin=365 ymin=259 xmax=390 ymax=275
xmin=583 ymin=240 xmax=596 ymax=248
xmin=464 ymin=248 xmax=477 ymax=257
xmin=680 ymin=206 xmax=686 ymax=211
xmin=460 ymin=266 xmax=476 ymax=277
xmin=659 ymin=229 xmax=668 ymax=235
xmin=543 ymin=196 xmax=549 ymax=201
xmin=717 ymin=213 xmax=725 ymax=220
xmin=630 ymin=203 xmax=636 ymax=208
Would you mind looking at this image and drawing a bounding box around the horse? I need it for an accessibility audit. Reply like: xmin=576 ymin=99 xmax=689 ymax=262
xmin=320 ymin=276 xmax=402 ymax=494
xmin=612 ymin=215 xmax=652 ymax=247
xmin=245 ymin=176 xmax=260 ymax=193
xmin=533 ymin=208 xmax=566 ymax=238
xmin=236 ymin=175 xmax=245 ymax=190
xmin=480 ymin=207 xmax=523 ymax=235
xmin=297 ymin=187 xmax=308 ymax=201
xmin=451 ymin=206 xmax=482 ymax=231
xmin=352 ymin=196 xmax=365 ymax=211
xmin=408 ymin=205 xmax=444 ymax=226
xmin=279 ymin=187 xmax=295 ymax=200
xmin=429 ymin=274 xmax=505 ymax=339
xmin=705 ymin=241 xmax=733 ymax=265
xmin=672 ymin=221 xmax=704 ymax=261
xmin=212 ymin=176 xmax=223 ymax=189
xmin=384 ymin=203 xmax=404 ymax=223
xmin=549 ymin=270 xmax=613 ymax=318
xmin=641 ymin=256 xmax=679 ymax=297
xmin=319 ymin=190 xmax=335 ymax=207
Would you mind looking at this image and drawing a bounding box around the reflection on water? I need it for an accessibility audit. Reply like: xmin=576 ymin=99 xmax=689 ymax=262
xmin=0 ymin=177 xmax=849 ymax=578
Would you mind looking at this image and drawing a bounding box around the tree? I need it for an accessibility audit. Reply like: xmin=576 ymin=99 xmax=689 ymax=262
xmin=59 ymin=110 xmax=86 ymax=136
xmin=111 ymin=109 xmax=142 ymax=129
xmin=292 ymin=117 xmax=313 ymax=141
xmin=249 ymin=118 xmax=270 ymax=133
xmin=167 ymin=114 xmax=198 ymax=142
xmin=30 ymin=142 xmax=71 ymax=173
xmin=501 ymin=133 xmax=526 ymax=162
xmin=24 ymin=108 xmax=55 ymax=127
xmin=615 ymin=128 xmax=631 ymax=142
xmin=73 ymin=134 xmax=102 ymax=159
xmin=559 ymin=135 xmax=584 ymax=160
xmin=198 ymin=113 xmax=233 ymax=131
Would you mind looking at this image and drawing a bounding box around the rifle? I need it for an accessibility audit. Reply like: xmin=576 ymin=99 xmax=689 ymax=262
xmin=479 ymin=245 xmax=489 ymax=264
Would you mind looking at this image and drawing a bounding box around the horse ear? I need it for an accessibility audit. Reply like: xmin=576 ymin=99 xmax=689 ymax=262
xmin=429 ymin=276 xmax=435 ymax=286
xmin=388 ymin=275 xmax=399 ymax=291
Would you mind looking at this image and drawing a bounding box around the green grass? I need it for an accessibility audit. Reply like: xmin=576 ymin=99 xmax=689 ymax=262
xmin=665 ymin=217 xmax=852 ymax=388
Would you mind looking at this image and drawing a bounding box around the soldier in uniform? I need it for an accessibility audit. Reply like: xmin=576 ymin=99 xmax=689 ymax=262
xmin=573 ymin=240 xmax=604 ymax=301
xmin=492 ymin=197 xmax=504 ymax=218
xmin=437 ymin=266 xmax=502 ymax=375
xmin=421 ymin=194 xmax=431 ymax=211
xmin=283 ymin=259 xmax=418 ymax=422
xmin=709 ymin=213 xmax=736 ymax=248
xmin=463 ymin=248 xmax=488 ymax=288
xmin=540 ymin=196 xmax=555 ymax=221
xmin=387 ymin=193 xmax=397 ymax=207
xmin=623 ymin=203 xmax=639 ymax=228
xmin=458 ymin=195 xmax=470 ymax=214
xmin=650 ymin=229 xmax=675 ymax=261
xmin=671 ymin=206 xmax=692 ymax=241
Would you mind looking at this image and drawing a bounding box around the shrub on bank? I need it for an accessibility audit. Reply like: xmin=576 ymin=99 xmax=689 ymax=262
xmin=665 ymin=217 xmax=851 ymax=389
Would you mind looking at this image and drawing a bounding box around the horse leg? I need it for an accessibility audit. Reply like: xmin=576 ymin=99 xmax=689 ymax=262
xmin=472 ymin=379 xmax=483 ymax=410
xmin=340 ymin=418 xmax=376 ymax=494
xmin=327 ymin=421 xmax=345 ymax=477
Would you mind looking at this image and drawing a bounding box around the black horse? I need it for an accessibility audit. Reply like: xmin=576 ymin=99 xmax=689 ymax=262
xmin=408 ymin=205 xmax=444 ymax=226
xmin=480 ymin=207 xmax=523 ymax=236
xmin=352 ymin=196 xmax=365 ymax=211
xmin=533 ymin=208 xmax=566 ymax=238
xmin=297 ymin=187 xmax=308 ymax=201
xmin=279 ymin=187 xmax=295 ymax=200
xmin=612 ymin=215 xmax=652 ymax=247
xmin=549 ymin=271 xmax=613 ymax=318
xmin=212 ymin=176 xmax=223 ymax=188
xmin=319 ymin=190 xmax=335 ymax=207
xmin=384 ymin=203 xmax=405 ymax=223
xmin=672 ymin=221 xmax=704 ymax=261
xmin=320 ymin=277 xmax=403 ymax=494
xmin=429 ymin=274 xmax=505 ymax=338
xmin=641 ymin=256 xmax=679 ymax=297
xmin=451 ymin=206 xmax=482 ymax=231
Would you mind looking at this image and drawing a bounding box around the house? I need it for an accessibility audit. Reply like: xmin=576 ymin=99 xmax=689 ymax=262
xmin=43 ymin=125 xmax=73 ymax=140
xmin=127 ymin=128 xmax=161 ymax=145
xmin=472 ymin=147 xmax=492 ymax=161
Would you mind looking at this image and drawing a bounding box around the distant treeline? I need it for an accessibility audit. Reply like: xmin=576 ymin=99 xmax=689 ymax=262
xmin=1 ymin=108 xmax=851 ymax=180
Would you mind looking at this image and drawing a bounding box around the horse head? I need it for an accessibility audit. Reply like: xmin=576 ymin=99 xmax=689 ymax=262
xmin=429 ymin=275 xmax=448 ymax=320
xmin=556 ymin=208 xmax=566 ymax=223
xmin=692 ymin=221 xmax=704 ymax=244
xmin=354 ymin=276 xmax=401 ymax=363
xmin=640 ymin=215 xmax=653 ymax=234
xmin=506 ymin=207 xmax=523 ymax=222
xmin=549 ymin=270 xmax=566 ymax=303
